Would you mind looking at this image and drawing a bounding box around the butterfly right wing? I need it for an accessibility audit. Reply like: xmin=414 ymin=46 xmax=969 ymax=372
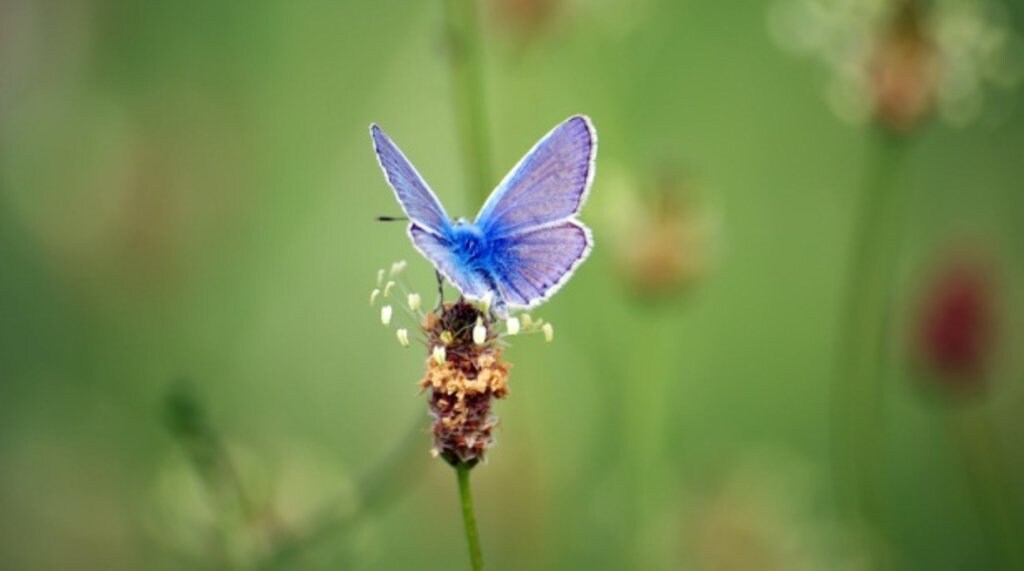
xmin=488 ymin=220 xmax=592 ymax=309
xmin=473 ymin=116 xmax=597 ymax=309
xmin=370 ymin=124 xmax=451 ymax=235
xmin=408 ymin=224 xmax=490 ymax=300
xmin=474 ymin=115 xmax=595 ymax=238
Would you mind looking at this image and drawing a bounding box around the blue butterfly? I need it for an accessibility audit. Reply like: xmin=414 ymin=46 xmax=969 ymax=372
xmin=370 ymin=115 xmax=596 ymax=316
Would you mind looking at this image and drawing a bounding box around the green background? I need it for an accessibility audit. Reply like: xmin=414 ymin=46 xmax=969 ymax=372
xmin=2 ymin=1 xmax=1023 ymax=569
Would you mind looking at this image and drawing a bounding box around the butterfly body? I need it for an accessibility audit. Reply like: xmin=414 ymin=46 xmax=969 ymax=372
xmin=448 ymin=221 xmax=487 ymax=263
xmin=372 ymin=116 xmax=596 ymax=315
xmin=445 ymin=221 xmax=495 ymax=288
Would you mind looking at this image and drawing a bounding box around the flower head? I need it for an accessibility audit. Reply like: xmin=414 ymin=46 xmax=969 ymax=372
xmin=421 ymin=300 xmax=510 ymax=466
xmin=601 ymin=164 xmax=716 ymax=300
xmin=369 ymin=262 xmax=557 ymax=466
xmin=913 ymin=255 xmax=997 ymax=396
xmin=769 ymin=0 xmax=1023 ymax=131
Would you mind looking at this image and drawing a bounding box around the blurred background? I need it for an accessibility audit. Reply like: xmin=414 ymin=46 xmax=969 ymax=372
xmin=2 ymin=0 xmax=1024 ymax=569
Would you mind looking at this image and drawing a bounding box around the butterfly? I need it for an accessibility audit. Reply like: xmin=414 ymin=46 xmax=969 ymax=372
xmin=370 ymin=115 xmax=596 ymax=316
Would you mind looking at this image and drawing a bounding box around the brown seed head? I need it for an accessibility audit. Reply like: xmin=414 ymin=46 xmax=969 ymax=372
xmin=420 ymin=300 xmax=510 ymax=467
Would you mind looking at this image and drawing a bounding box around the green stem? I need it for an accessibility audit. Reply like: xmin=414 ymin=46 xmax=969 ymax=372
xmin=163 ymin=380 xmax=252 ymax=566
xmin=443 ymin=0 xmax=493 ymax=206
xmin=456 ymin=464 xmax=484 ymax=570
xmin=257 ymin=414 xmax=430 ymax=570
xmin=624 ymin=311 xmax=679 ymax=567
xmin=832 ymin=132 xmax=911 ymax=553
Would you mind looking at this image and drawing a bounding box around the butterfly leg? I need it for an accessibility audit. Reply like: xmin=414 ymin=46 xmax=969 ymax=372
xmin=435 ymin=269 xmax=445 ymax=309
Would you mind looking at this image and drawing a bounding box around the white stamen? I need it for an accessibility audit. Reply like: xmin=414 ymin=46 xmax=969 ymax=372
xmin=480 ymin=291 xmax=494 ymax=313
xmin=390 ymin=260 xmax=407 ymax=276
xmin=383 ymin=281 xmax=396 ymax=298
xmin=407 ymin=293 xmax=421 ymax=311
xmin=396 ymin=328 xmax=410 ymax=347
xmin=370 ymin=288 xmax=380 ymax=305
xmin=520 ymin=314 xmax=533 ymax=329
xmin=506 ymin=317 xmax=521 ymax=336
xmin=380 ymin=305 xmax=393 ymax=326
xmin=432 ymin=345 xmax=446 ymax=365
xmin=376 ymin=268 xmax=385 ymax=286
xmin=473 ymin=317 xmax=487 ymax=345
xmin=542 ymin=322 xmax=554 ymax=342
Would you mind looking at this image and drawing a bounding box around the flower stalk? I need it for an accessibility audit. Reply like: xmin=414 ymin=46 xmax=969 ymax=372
xmin=832 ymin=132 xmax=911 ymax=556
xmin=443 ymin=0 xmax=494 ymax=205
xmin=457 ymin=463 xmax=485 ymax=571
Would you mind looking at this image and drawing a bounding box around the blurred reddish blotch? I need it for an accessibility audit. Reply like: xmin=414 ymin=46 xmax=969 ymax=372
xmin=914 ymin=256 xmax=997 ymax=395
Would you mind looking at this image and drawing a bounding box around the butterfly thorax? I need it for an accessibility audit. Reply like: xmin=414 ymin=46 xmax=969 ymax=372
xmin=448 ymin=221 xmax=490 ymax=266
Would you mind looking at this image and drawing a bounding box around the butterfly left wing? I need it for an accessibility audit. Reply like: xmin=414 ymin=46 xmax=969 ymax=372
xmin=474 ymin=115 xmax=596 ymax=238
xmin=488 ymin=220 xmax=593 ymax=309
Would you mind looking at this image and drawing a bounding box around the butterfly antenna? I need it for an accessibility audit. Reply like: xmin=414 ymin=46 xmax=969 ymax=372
xmin=435 ymin=270 xmax=445 ymax=309
xmin=376 ymin=215 xmax=409 ymax=222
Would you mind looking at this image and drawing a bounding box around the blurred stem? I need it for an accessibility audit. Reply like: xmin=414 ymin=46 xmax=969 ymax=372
xmin=443 ymin=0 xmax=493 ymax=206
xmin=163 ymin=381 xmax=252 ymax=566
xmin=832 ymin=132 xmax=911 ymax=553
xmin=948 ymin=406 xmax=1024 ymax=570
xmin=624 ymin=311 xmax=678 ymax=567
xmin=456 ymin=464 xmax=484 ymax=571
xmin=165 ymin=381 xmax=251 ymax=514
xmin=258 ymin=413 xmax=430 ymax=570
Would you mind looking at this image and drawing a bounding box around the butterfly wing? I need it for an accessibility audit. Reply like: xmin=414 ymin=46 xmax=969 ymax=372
xmin=476 ymin=115 xmax=596 ymax=309
xmin=488 ymin=220 xmax=593 ymax=309
xmin=370 ymin=124 xmax=451 ymax=234
xmin=474 ymin=115 xmax=596 ymax=238
xmin=408 ymin=224 xmax=491 ymax=300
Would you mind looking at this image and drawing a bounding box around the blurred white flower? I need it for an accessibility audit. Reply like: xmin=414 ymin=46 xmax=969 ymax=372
xmin=769 ymin=0 xmax=1022 ymax=129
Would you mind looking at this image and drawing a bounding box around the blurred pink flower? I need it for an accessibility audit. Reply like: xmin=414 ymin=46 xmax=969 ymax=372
xmin=914 ymin=257 xmax=997 ymax=394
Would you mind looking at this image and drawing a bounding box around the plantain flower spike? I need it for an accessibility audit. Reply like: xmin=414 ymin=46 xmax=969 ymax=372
xmin=421 ymin=300 xmax=510 ymax=467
